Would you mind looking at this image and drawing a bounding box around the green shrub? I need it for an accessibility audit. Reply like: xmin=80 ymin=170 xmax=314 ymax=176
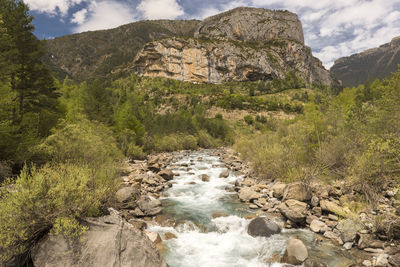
xmin=0 ymin=163 xmax=117 ymax=262
xmin=197 ymin=130 xmax=217 ymax=148
xmin=244 ymin=115 xmax=255 ymax=125
xmin=34 ymin=119 xmax=123 ymax=167
xmin=181 ymin=135 xmax=198 ymax=150
xmin=215 ymin=113 xmax=223 ymax=119
xmin=157 ymin=135 xmax=182 ymax=152
xmin=126 ymin=143 xmax=146 ymax=160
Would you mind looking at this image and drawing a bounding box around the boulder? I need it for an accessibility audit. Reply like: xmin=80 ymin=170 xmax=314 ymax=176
xmin=247 ymin=217 xmax=281 ymax=238
xmin=319 ymin=200 xmax=349 ymax=217
xmin=311 ymin=196 xmax=319 ymax=207
xmin=158 ymin=169 xmax=174 ymax=181
xmin=219 ymin=169 xmax=230 ymax=178
xmin=310 ymin=220 xmax=327 ymax=233
xmin=115 ymin=186 xmax=139 ymax=209
xmin=304 ymin=259 xmax=328 ymax=267
xmin=32 ymin=209 xmax=167 ymax=267
xmin=199 ymin=174 xmax=210 ymax=182
xmin=336 ymin=219 xmax=362 ymax=243
xmin=375 ymin=253 xmax=389 ymax=267
xmin=283 ymin=182 xmax=311 ymax=202
xmin=323 ymin=231 xmax=344 ymax=245
xmin=271 ymin=182 xmax=287 ymax=198
xmin=145 ymin=231 xmax=162 ymax=244
xmin=358 ymin=234 xmax=385 ymax=249
xmin=137 ymin=196 xmax=162 ymax=216
xmin=282 ymin=237 xmax=308 ymax=265
xmin=238 ymin=187 xmax=261 ymax=202
xmin=389 ymin=253 xmax=400 ymax=266
xmin=278 ymin=199 xmax=308 ymax=223
xmin=164 ymin=232 xmax=177 ymax=240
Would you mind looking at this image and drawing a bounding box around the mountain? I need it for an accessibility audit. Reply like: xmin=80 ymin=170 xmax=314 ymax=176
xmin=45 ymin=7 xmax=333 ymax=86
xmin=330 ymin=36 xmax=400 ymax=87
xmin=44 ymin=20 xmax=199 ymax=81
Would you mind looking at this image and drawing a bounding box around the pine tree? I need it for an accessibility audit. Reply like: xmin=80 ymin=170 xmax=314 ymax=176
xmin=0 ymin=0 xmax=57 ymax=133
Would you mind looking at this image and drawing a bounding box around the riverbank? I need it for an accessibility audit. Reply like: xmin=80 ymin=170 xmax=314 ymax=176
xmin=30 ymin=148 xmax=400 ymax=267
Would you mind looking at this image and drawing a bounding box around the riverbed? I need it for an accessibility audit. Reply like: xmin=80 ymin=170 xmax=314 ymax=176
xmin=147 ymin=150 xmax=355 ymax=267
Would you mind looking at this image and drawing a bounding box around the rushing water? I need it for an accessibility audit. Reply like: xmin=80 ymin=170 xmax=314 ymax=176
xmin=147 ymin=150 xmax=355 ymax=267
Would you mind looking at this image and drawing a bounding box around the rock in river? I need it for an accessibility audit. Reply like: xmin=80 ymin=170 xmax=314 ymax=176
xmin=282 ymin=237 xmax=308 ymax=265
xmin=247 ymin=217 xmax=281 ymax=238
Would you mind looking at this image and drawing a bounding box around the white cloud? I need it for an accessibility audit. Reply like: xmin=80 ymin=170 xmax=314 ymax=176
xmin=71 ymin=8 xmax=88 ymax=24
xmin=24 ymin=0 xmax=87 ymax=16
xmin=137 ymin=0 xmax=184 ymax=20
xmin=73 ymin=1 xmax=136 ymax=32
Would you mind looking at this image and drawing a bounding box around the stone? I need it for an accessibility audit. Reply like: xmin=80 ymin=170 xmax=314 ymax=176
xmin=145 ymin=231 xmax=162 ymax=244
xmin=306 ymin=215 xmax=318 ymax=225
xmin=264 ymin=253 xmax=281 ymax=264
xmin=323 ymin=231 xmax=344 ymax=245
xmin=271 ymin=182 xmax=287 ymax=198
xmin=358 ymin=234 xmax=385 ymax=249
xmin=310 ymin=220 xmax=327 ymax=233
xmin=282 ymin=182 xmax=311 ymax=202
xmin=128 ymin=219 xmax=147 ymax=230
xmin=364 ymin=248 xmax=384 ymax=253
xmin=158 ymin=169 xmax=174 ymax=181
xmin=303 ymin=259 xmax=328 ymax=267
xmin=219 ymin=169 xmax=230 ymax=178
xmin=32 ymin=209 xmax=166 ymax=267
xmin=137 ymin=196 xmax=162 ymax=216
xmin=115 ymin=186 xmax=139 ymax=209
xmin=164 ymin=232 xmax=177 ymax=240
xmin=343 ymin=242 xmax=353 ymax=250
xmin=336 ymin=219 xmax=362 ymax=243
xmin=130 ymin=207 xmax=145 ymax=217
xmin=247 ymin=217 xmax=281 ymax=238
xmin=362 ymin=260 xmax=372 ymax=266
xmin=311 ymin=196 xmax=319 ymax=207
xmin=249 ymin=204 xmax=259 ymax=209
xmin=375 ymin=253 xmax=389 ymax=267
xmin=282 ymin=237 xmax=308 ymax=265
xmin=389 ymin=253 xmax=400 ymax=266
xmin=319 ymin=200 xmax=349 ymax=217
xmin=200 ymin=174 xmax=210 ymax=182
xmin=328 ymin=214 xmax=338 ymax=221
xmin=278 ymin=199 xmax=308 ymax=223
xmin=238 ymin=187 xmax=261 ymax=202
xmin=155 ymin=215 xmax=176 ymax=227
xmin=312 ymin=207 xmax=322 ymax=217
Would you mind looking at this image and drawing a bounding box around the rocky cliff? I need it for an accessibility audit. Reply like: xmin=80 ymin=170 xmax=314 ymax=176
xmin=194 ymin=7 xmax=304 ymax=44
xmin=44 ymin=19 xmax=200 ymax=80
xmin=330 ymin=36 xmax=400 ymax=87
xmin=134 ymin=37 xmax=332 ymax=85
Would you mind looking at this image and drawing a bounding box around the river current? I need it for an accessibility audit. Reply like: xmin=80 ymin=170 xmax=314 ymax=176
xmin=147 ymin=150 xmax=354 ymax=267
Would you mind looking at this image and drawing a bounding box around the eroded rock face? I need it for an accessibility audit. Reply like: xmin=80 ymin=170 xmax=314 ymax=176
xmin=194 ymin=7 xmax=304 ymax=44
xmin=134 ymin=37 xmax=332 ymax=86
xmin=32 ymin=209 xmax=166 ymax=267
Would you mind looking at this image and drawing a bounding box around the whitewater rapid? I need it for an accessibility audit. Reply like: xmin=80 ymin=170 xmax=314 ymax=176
xmin=147 ymin=150 xmax=354 ymax=267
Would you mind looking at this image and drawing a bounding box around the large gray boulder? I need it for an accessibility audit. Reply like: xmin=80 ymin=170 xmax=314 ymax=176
xmin=282 ymin=237 xmax=308 ymax=265
xmin=278 ymin=199 xmax=308 ymax=223
xmin=282 ymin=182 xmax=311 ymax=202
xmin=238 ymin=187 xmax=261 ymax=202
xmin=32 ymin=209 xmax=167 ymax=267
xmin=115 ymin=186 xmax=139 ymax=209
xmin=137 ymin=196 xmax=163 ymax=216
xmin=158 ymin=169 xmax=174 ymax=181
xmin=247 ymin=217 xmax=281 ymax=238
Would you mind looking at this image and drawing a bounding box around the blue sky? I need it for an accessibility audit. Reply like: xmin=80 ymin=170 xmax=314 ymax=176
xmin=26 ymin=0 xmax=400 ymax=68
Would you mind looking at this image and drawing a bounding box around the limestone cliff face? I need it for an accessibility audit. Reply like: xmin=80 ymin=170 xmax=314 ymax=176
xmin=194 ymin=7 xmax=304 ymax=44
xmin=134 ymin=37 xmax=332 ymax=85
xmin=331 ymin=36 xmax=400 ymax=87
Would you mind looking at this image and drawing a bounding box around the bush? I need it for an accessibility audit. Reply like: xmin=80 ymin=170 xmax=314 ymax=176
xmin=126 ymin=143 xmax=146 ymax=160
xmin=157 ymin=135 xmax=182 ymax=152
xmin=215 ymin=113 xmax=223 ymax=119
xmin=0 ymin=163 xmax=117 ymax=262
xmin=244 ymin=115 xmax=255 ymax=125
xmin=197 ymin=130 xmax=217 ymax=148
xmin=34 ymin=119 xmax=123 ymax=167
xmin=181 ymin=135 xmax=198 ymax=150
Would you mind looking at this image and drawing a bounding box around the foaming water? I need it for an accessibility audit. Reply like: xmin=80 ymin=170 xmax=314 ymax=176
xmin=147 ymin=150 xmax=355 ymax=267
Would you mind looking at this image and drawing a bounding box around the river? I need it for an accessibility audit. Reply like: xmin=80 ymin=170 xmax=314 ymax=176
xmin=147 ymin=150 xmax=355 ymax=267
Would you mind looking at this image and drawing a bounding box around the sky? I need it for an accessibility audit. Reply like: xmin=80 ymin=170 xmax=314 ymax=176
xmin=25 ymin=0 xmax=400 ymax=68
